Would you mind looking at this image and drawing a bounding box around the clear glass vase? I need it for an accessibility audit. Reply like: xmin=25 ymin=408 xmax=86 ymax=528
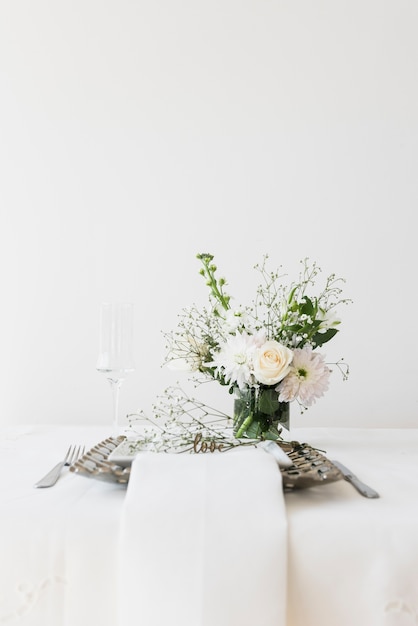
xmin=233 ymin=386 xmax=289 ymax=440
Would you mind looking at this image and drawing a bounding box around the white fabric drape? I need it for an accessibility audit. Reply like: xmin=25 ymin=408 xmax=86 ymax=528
xmin=118 ymin=448 xmax=288 ymax=626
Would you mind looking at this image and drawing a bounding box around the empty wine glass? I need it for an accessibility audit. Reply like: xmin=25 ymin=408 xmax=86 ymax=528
xmin=96 ymin=302 xmax=135 ymax=434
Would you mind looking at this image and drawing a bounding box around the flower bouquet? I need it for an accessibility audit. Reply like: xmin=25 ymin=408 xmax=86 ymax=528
xmin=164 ymin=253 xmax=349 ymax=440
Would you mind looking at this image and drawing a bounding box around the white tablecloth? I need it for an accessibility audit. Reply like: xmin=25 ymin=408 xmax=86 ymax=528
xmin=286 ymin=428 xmax=418 ymax=626
xmin=1 ymin=425 xmax=418 ymax=626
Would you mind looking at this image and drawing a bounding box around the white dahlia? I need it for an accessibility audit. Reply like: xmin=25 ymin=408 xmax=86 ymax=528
xmin=208 ymin=330 xmax=264 ymax=390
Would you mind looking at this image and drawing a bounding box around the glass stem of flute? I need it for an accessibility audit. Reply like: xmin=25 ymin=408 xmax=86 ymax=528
xmin=108 ymin=378 xmax=124 ymax=434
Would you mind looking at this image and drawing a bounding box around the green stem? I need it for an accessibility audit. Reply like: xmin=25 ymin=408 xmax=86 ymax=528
xmin=210 ymin=279 xmax=229 ymax=310
xmin=235 ymin=412 xmax=254 ymax=438
xmin=197 ymin=253 xmax=230 ymax=311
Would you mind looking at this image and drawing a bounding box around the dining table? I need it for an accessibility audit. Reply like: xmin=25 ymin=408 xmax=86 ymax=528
xmin=1 ymin=423 xmax=417 ymax=626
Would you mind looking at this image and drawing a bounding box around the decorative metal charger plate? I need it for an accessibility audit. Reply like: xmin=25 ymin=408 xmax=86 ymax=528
xmin=70 ymin=436 xmax=342 ymax=491
xmin=277 ymin=440 xmax=342 ymax=491
xmin=70 ymin=436 xmax=131 ymax=484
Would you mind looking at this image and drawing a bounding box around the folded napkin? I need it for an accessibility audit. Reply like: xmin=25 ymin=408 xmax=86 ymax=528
xmin=258 ymin=440 xmax=293 ymax=467
xmin=118 ymin=448 xmax=287 ymax=626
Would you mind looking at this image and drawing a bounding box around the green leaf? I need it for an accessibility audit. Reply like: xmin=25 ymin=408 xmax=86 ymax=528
xmin=312 ymin=328 xmax=338 ymax=347
xmin=244 ymin=420 xmax=262 ymax=439
xmin=258 ymin=389 xmax=280 ymax=415
xmin=263 ymin=423 xmax=283 ymax=440
xmin=300 ymin=296 xmax=315 ymax=316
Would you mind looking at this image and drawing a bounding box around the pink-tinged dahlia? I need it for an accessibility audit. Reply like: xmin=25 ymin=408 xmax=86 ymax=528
xmin=277 ymin=346 xmax=330 ymax=406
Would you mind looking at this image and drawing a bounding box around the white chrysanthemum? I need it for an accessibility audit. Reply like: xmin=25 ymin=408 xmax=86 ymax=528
xmin=277 ymin=346 xmax=331 ymax=406
xmin=209 ymin=331 xmax=263 ymax=390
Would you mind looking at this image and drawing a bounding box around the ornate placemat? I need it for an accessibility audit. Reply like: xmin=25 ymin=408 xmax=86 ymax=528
xmin=70 ymin=436 xmax=342 ymax=490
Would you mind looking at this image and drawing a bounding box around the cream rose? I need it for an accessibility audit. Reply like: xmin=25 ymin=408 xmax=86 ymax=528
xmin=252 ymin=340 xmax=293 ymax=385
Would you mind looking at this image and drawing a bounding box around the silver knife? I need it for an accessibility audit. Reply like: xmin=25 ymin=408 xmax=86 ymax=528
xmin=332 ymin=460 xmax=380 ymax=499
xmin=34 ymin=460 xmax=68 ymax=488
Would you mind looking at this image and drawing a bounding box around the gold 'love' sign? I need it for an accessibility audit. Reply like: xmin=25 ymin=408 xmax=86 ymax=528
xmin=193 ymin=433 xmax=224 ymax=453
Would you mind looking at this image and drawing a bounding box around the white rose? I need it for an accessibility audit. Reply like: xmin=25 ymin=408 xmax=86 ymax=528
xmin=253 ymin=341 xmax=293 ymax=385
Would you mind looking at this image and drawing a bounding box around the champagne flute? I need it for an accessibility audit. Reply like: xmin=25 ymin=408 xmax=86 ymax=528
xmin=96 ymin=302 xmax=135 ymax=434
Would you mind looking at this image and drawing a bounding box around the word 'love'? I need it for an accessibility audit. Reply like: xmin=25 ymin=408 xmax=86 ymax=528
xmin=193 ymin=433 xmax=224 ymax=454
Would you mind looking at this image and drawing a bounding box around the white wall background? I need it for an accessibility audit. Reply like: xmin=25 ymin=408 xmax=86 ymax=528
xmin=1 ymin=0 xmax=417 ymax=428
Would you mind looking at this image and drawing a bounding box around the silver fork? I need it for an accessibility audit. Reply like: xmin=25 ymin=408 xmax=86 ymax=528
xmin=34 ymin=445 xmax=85 ymax=488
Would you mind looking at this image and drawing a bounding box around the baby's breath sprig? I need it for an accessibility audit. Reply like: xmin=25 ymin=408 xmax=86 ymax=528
xmin=248 ymin=256 xmax=350 ymax=350
xmin=329 ymin=358 xmax=350 ymax=381
xmin=127 ymin=386 xmax=258 ymax=453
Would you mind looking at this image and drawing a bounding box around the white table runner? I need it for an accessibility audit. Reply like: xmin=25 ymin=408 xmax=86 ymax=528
xmin=118 ymin=447 xmax=288 ymax=626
